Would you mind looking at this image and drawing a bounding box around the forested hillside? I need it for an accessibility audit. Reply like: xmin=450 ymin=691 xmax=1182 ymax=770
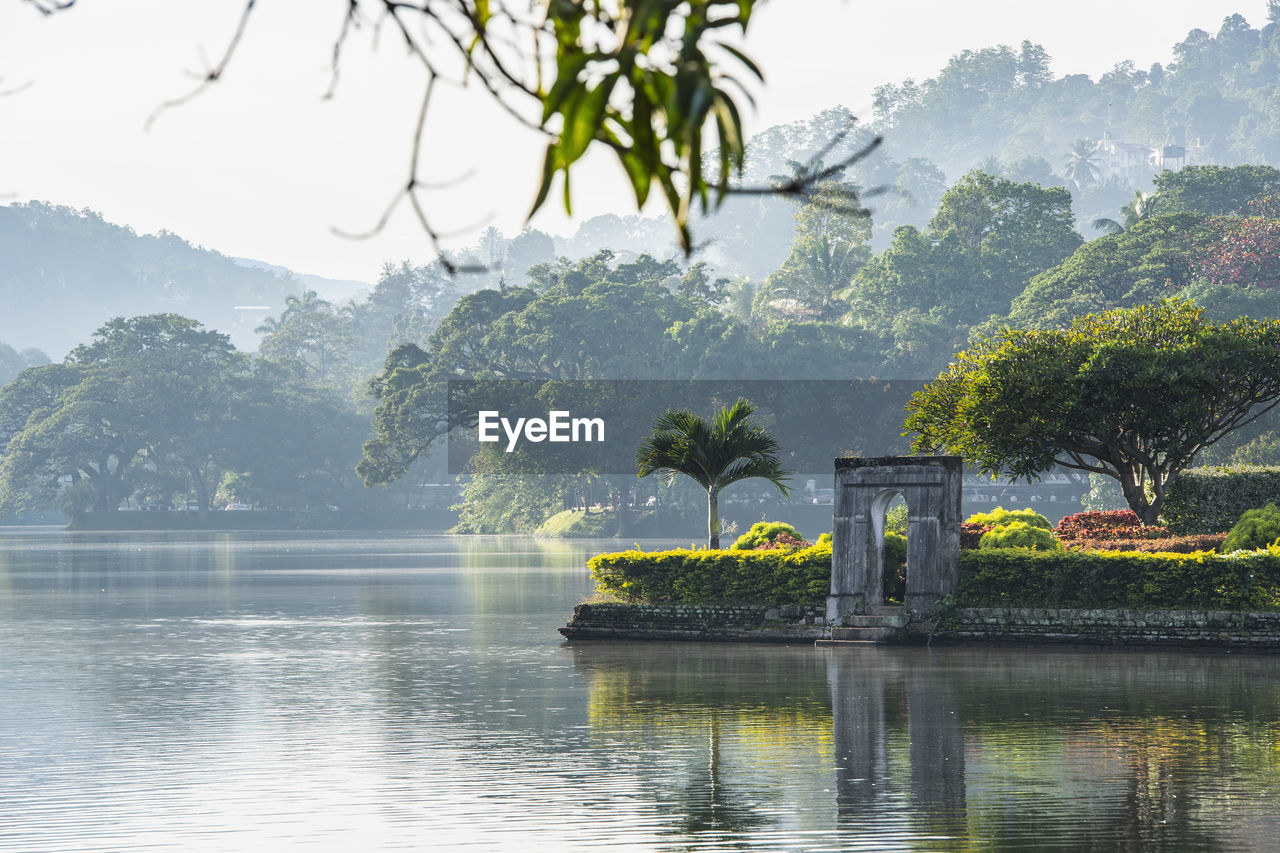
xmin=560 ymin=12 xmax=1280 ymax=282
xmin=0 ymin=203 xmax=302 ymax=357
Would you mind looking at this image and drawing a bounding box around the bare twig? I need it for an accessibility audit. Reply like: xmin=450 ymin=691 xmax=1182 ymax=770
xmin=22 ymin=0 xmax=77 ymax=14
xmin=145 ymin=0 xmax=258 ymax=131
xmin=324 ymin=1 xmax=362 ymax=100
xmin=0 ymin=79 xmax=33 ymax=97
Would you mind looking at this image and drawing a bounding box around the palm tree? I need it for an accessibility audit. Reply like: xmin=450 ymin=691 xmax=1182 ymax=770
xmin=1064 ymin=139 xmax=1100 ymax=190
xmin=1092 ymin=189 xmax=1159 ymax=235
xmin=636 ymin=399 xmax=791 ymax=549
xmin=768 ymin=232 xmax=865 ymax=320
xmin=282 ymin=289 xmax=331 ymax=322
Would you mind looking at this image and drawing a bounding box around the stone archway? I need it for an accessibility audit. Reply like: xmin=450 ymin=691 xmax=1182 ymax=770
xmin=828 ymin=456 xmax=962 ymax=622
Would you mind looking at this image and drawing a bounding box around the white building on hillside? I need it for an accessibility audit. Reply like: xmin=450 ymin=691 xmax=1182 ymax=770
xmin=1094 ymin=133 xmax=1193 ymax=183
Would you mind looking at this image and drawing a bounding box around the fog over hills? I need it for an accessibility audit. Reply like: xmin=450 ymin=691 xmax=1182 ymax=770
xmin=0 ymin=202 xmax=368 ymax=359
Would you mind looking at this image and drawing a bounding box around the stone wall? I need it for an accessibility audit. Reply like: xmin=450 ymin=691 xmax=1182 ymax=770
xmin=559 ymin=602 xmax=827 ymax=643
xmin=937 ymin=607 xmax=1280 ymax=649
xmin=561 ymin=603 xmax=1280 ymax=648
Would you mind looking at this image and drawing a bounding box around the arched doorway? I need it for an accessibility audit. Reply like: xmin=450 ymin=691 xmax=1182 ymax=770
xmin=828 ymin=456 xmax=962 ymax=621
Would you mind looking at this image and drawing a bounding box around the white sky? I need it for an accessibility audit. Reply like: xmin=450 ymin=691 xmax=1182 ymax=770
xmin=0 ymin=0 xmax=1271 ymax=283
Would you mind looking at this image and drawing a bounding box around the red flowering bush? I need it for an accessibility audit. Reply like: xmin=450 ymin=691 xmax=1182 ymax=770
xmin=1053 ymin=510 xmax=1170 ymax=541
xmin=960 ymin=522 xmax=991 ymax=550
xmin=1064 ymin=533 xmax=1228 ymax=554
xmin=1192 ymin=216 xmax=1280 ymax=289
xmin=1243 ymin=195 xmax=1280 ymax=219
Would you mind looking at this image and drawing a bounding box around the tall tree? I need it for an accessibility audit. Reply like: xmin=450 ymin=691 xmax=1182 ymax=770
xmin=766 ymin=179 xmax=872 ymax=320
xmin=1063 ymin=138 xmax=1100 ymax=190
xmin=1091 ymin=189 xmax=1160 ymax=235
xmin=849 ymin=171 xmax=1081 ymax=330
xmin=636 ymin=399 xmax=790 ymax=549
xmin=905 ymin=300 xmax=1280 ymax=523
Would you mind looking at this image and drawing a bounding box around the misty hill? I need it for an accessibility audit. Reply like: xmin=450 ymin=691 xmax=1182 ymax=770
xmin=232 ymin=258 xmax=371 ymax=305
xmin=0 ymin=203 xmax=309 ymax=358
xmin=560 ymin=11 xmax=1280 ymax=281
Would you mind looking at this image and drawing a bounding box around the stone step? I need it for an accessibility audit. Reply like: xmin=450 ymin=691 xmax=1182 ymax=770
xmin=841 ymin=613 xmax=907 ymax=629
xmin=827 ymin=626 xmax=902 ymax=642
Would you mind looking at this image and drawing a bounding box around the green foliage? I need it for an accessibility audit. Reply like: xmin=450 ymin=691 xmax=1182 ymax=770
xmin=0 ymin=314 xmax=371 ymax=518
xmin=1152 ymin=164 xmax=1280 ymax=216
xmin=965 ymin=507 xmax=1051 ymax=530
xmin=636 ymin=398 xmax=790 ymax=549
xmin=588 ymin=544 xmax=832 ymax=605
xmin=360 ymin=253 xmax=705 ymax=487
xmin=1005 ymin=214 xmax=1216 ymax=329
xmin=1082 ymin=472 xmax=1129 ymax=511
xmin=954 ymin=547 xmax=1280 ymax=611
xmin=766 ymin=178 xmax=872 ymax=320
xmin=1221 ymin=504 xmax=1280 ymax=552
xmin=451 ymin=473 xmax=572 ymax=535
xmin=883 ymin=531 xmax=907 ymax=603
xmin=1161 ymin=466 xmax=1280 ymax=534
xmin=732 ymin=521 xmax=804 ymax=550
xmin=536 ymin=508 xmax=617 ymax=538
xmin=848 ymin=172 xmax=1081 ymax=331
xmin=978 ymin=520 xmax=1062 ymax=551
xmin=534 ymin=2 xmax=764 ymax=253
xmin=885 ymin=501 xmax=909 ymax=535
xmin=906 ymin=300 xmax=1280 ymax=524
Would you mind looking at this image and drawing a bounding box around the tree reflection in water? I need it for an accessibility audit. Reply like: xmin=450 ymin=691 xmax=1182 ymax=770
xmin=569 ymin=641 xmax=1280 ymax=849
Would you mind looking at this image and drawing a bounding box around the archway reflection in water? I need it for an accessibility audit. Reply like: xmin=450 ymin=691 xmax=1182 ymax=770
xmin=0 ymin=531 xmax=1275 ymax=849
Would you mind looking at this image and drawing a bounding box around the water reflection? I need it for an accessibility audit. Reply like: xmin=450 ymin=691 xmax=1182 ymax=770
xmin=1 ymin=531 xmax=1278 ymax=850
xmin=571 ymin=643 xmax=1280 ymax=850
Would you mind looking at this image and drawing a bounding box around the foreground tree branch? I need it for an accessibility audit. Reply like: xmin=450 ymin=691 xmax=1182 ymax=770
xmin=18 ymin=1 xmax=873 ymax=262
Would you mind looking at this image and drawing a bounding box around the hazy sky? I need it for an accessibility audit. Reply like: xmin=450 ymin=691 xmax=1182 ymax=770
xmin=0 ymin=0 xmax=1271 ymax=283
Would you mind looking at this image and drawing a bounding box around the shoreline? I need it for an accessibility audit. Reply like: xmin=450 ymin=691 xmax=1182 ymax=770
xmin=560 ymin=602 xmax=1280 ymax=650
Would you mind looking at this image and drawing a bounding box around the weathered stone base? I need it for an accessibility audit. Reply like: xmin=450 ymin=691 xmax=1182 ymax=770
xmin=935 ymin=607 xmax=1280 ymax=649
xmin=559 ymin=602 xmax=827 ymax=643
xmin=561 ymin=603 xmax=1280 ymax=648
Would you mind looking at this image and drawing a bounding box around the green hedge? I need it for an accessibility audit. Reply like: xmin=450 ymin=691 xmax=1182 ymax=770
xmin=955 ymin=548 xmax=1280 ymax=611
xmin=589 ymin=545 xmax=832 ymax=605
xmin=590 ymin=543 xmax=1280 ymax=611
xmin=1161 ymin=466 xmax=1280 ymax=534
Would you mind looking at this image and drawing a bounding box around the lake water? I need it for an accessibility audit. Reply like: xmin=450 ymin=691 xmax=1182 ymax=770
xmin=1 ymin=530 xmax=1278 ymax=851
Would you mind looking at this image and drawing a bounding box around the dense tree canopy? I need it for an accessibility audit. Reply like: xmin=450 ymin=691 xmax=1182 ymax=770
xmin=847 ymin=171 xmax=1081 ymax=344
xmin=0 ymin=314 xmax=369 ymax=518
xmin=905 ymin=301 xmax=1280 ymax=523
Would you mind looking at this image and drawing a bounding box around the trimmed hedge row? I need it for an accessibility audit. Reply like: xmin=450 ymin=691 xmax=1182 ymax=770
xmin=955 ymin=548 xmax=1280 ymax=611
xmin=1161 ymin=466 xmax=1280 ymax=534
xmin=589 ymin=545 xmax=832 ymax=606
xmin=590 ymin=544 xmax=1280 ymax=611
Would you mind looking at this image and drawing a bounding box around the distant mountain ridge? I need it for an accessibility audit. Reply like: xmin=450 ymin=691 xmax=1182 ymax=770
xmin=232 ymin=258 xmax=371 ymax=304
xmin=0 ymin=202 xmax=368 ymax=358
